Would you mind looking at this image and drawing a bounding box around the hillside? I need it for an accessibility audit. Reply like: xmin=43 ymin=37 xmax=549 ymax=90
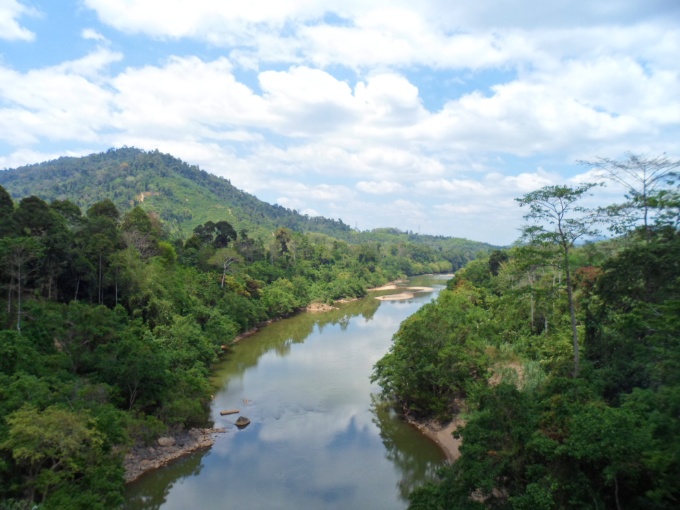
xmin=0 ymin=147 xmax=497 ymax=263
xmin=0 ymin=147 xmax=351 ymax=239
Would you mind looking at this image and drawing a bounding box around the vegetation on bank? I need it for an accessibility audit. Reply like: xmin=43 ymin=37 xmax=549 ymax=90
xmin=373 ymin=154 xmax=680 ymax=509
xmin=0 ymin=177 xmax=485 ymax=508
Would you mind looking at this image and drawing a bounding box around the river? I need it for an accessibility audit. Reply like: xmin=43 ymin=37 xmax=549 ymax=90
xmin=124 ymin=275 xmax=450 ymax=509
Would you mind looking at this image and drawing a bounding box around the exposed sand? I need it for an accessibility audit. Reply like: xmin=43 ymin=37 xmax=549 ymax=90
xmin=374 ymin=286 xmax=435 ymax=301
xmin=368 ymin=284 xmax=399 ymax=291
xmin=408 ymin=418 xmax=463 ymax=463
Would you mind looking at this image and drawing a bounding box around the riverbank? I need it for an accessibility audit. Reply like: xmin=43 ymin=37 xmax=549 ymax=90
xmin=406 ymin=417 xmax=463 ymax=463
xmin=372 ymin=278 xmax=462 ymax=461
xmin=124 ymin=428 xmax=226 ymax=483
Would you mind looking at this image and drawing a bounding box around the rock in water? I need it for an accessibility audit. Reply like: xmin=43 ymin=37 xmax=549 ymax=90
xmin=235 ymin=416 xmax=251 ymax=429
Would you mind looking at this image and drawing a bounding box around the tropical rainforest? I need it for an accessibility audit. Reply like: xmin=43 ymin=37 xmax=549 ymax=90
xmin=373 ymin=154 xmax=680 ymax=509
xmin=0 ymin=148 xmax=494 ymax=509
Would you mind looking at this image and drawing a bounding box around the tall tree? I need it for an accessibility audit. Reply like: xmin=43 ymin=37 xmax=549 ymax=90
xmin=82 ymin=201 xmax=120 ymax=304
xmin=0 ymin=237 xmax=43 ymax=332
xmin=579 ymin=153 xmax=680 ymax=240
xmin=213 ymin=220 xmax=237 ymax=248
xmin=516 ymin=183 xmax=599 ymax=376
xmin=208 ymin=248 xmax=242 ymax=288
xmin=0 ymin=184 xmax=16 ymax=238
xmin=14 ymin=196 xmax=55 ymax=237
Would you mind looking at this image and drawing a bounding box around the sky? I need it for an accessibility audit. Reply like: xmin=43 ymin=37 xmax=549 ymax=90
xmin=0 ymin=1 xmax=678 ymax=245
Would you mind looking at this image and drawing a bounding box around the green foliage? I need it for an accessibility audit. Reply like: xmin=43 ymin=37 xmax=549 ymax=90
xmin=375 ymin=177 xmax=680 ymax=508
xmin=517 ymin=183 xmax=600 ymax=377
xmin=0 ymin=331 xmax=40 ymax=376
xmin=373 ymin=285 xmax=492 ymax=417
xmin=1 ymin=405 xmax=122 ymax=507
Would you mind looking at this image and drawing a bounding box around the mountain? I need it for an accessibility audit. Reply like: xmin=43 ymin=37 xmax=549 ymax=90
xmin=0 ymin=147 xmax=497 ymax=256
xmin=0 ymin=147 xmax=352 ymax=238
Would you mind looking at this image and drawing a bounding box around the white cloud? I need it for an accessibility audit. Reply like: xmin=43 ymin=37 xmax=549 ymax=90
xmin=111 ymin=56 xmax=269 ymax=138
xmin=1 ymin=2 xmax=678 ymax=244
xmin=258 ymin=67 xmax=359 ymax=136
xmin=81 ymin=28 xmax=108 ymax=42
xmin=0 ymin=0 xmax=35 ymax=41
xmin=0 ymin=50 xmax=120 ymax=145
xmin=273 ymin=181 xmax=355 ymax=204
xmin=356 ymin=180 xmax=405 ymax=195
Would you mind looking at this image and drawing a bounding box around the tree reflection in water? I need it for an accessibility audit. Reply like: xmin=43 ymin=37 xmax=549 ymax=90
xmin=370 ymin=395 xmax=444 ymax=500
xmin=212 ymin=296 xmax=381 ymax=388
xmin=124 ymin=448 xmax=210 ymax=510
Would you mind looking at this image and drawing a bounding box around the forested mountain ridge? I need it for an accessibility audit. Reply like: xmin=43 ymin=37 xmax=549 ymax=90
xmin=0 ymin=147 xmax=352 ymax=240
xmin=0 ymin=147 xmax=496 ymax=264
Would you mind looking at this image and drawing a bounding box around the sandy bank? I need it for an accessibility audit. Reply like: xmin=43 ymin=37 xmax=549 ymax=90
xmin=368 ymin=284 xmax=399 ymax=291
xmin=376 ymin=292 xmax=416 ymax=301
xmin=407 ymin=418 xmax=463 ymax=463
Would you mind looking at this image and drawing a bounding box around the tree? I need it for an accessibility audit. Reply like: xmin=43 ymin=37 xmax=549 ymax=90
xmin=0 ymin=185 xmax=16 ymax=237
xmin=207 ymin=248 xmax=242 ymax=288
xmin=273 ymin=227 xmax=292 ymax=256
xmin=0 ymin=237 xmax=43 ymax=332
xmin=81 ymin=201 xmax=120 ymax=304
xmin=234 ymin=229 xmax=258 ymax=263
xmin=1 ymin=405 xmax=106 ymax=505
xmin=95 ymin=321 xmax=170 ymax=411
xmin=84 ymin=234 xmax=115 ymax=305
xmin=0 ymin=185 xmax=13 ymax=217
xmin=579 ymin=153 xmax=680 ymax=241
xmin=516 ymin=183 xmax=599 ymax=376
xmin=120 ymin=206 xmax=163 ymax=258
xmin=192 ymin=221 xmax=215 ymax=245
xmin=86 ymin=199 xmax=119 ymax=221
xmin=488 ymin=249 xmax=509 ymax=277
xmin=213 ymin=220 xmax=237 ymax=248
xmin=49 ymin=199 xmax=82 ymax=228
xmin=14 ymin=196 xmax=56 ymax=237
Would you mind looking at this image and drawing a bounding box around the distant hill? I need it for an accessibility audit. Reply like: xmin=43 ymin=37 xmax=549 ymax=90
xmin=0 ymin=147 xmax=498 ymax=257
xmin=0 ymin=147 xmax=353 ymax=238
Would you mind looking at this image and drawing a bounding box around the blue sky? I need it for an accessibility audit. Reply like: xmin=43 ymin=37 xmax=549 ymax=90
xmin=1 ymin=0 xmax=679 ymax=244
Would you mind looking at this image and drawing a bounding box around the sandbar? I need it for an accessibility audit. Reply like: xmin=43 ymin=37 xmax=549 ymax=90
xmin=408 ymin=418 xmax=463 ymax=463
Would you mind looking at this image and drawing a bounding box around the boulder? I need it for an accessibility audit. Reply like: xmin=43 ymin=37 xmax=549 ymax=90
xmin=235 ymin=416 xmax=251 ymax=429
xmin=157 ymin=437 xmax=176 ymax=447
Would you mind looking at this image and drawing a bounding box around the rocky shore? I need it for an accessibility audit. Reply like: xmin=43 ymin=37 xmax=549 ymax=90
xmin=124 ymin=427 xmax=226 ymax=483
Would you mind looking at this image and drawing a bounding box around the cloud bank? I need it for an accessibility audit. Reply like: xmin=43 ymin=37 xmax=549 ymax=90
xmin=0 ymin=0 xmax=678 ymax=244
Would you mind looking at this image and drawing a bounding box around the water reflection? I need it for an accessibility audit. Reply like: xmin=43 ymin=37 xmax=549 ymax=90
xmin=370 ymin=396 xmax=442 ymax=500
xmin=125 ymin=276 xmax=449 ymax=510
xmin=212 ymin=296 xmax=382 ymax=381
xmin=124 ymin=449 xmax=210 ymax=510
